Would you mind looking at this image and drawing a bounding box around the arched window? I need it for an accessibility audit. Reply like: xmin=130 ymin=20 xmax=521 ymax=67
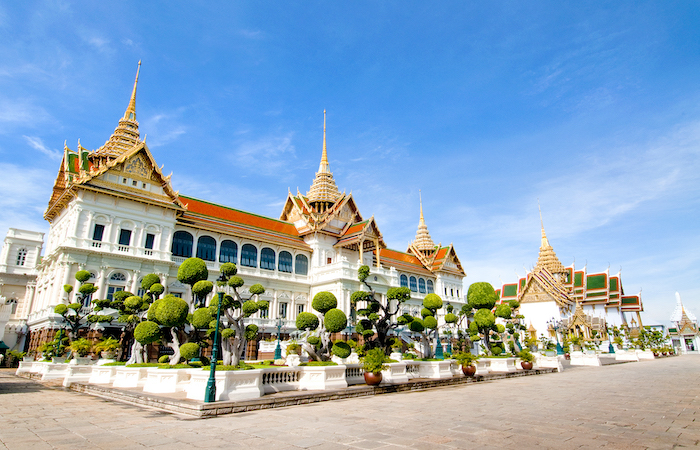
xmin=107 ymin=272 xmax=127 ymax=302
xmin=241 ymin=244 xmax=258 ymax=267
xmin=295 ymin=254 xmax=308 ymax=275
xmin=172 ymin=231 xmax=193 ymax=257
xmin=400 ymin=274 xmax=408 ymax=288
xmin=196 ymin=236 xmax=216 ymax=261
xmin=110 ymin=272 xmax=127 ymax=281
xmin=418 ymin=278 xmax=426 ymax=294
xmin=16 ymin=248 xmax=27 ymax=266
xmin=427 ymin=280 xmax=434 ymax=294
xmin=278 ymin=251 xmax=293 ymax=273
xmin=219 ymin=240 xmax=237 ymax=263
xmin=260 ymin=248 xmax=276 ymax=271
xmin=409 ymin=276 xmax=417 ymax=292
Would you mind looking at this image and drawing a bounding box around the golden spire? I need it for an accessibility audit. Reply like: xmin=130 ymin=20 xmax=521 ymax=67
xmin=93 ymin=61 xmax=142 ymax=158
xmin=307 ymin=110 xmax=340 ymax=210
xmin=412 ymin=190 xmax=435 ymax=252
xmin=534 ymin=203 xmax=565 ymax=275
xmin=124 ymin=60 xmax=141 ymax=121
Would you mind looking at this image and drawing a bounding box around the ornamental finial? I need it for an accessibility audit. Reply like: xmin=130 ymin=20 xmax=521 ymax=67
xmin=124 ymin=60 xmax=141 ymax=121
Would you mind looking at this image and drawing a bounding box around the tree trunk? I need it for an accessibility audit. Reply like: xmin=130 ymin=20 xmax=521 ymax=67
xmin=421 ymin=333 xmax=432 ymax=358
xmin=222 ymin=337 xmax=234 ymax=366
xmin=167 ymin=328 xmax=181 ymax=365
xmin=126 ymin=340 xmax=144 ymax=365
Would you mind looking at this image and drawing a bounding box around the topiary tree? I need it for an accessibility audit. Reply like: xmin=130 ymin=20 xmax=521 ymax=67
xmin=192 ymin=280 xmax=214 ymax=308
xmin=466 ymin=282 xmax=501 ymax=355
xmin=296 ymin=291 xmax=347 ymax=361
xmin=177 ymin=257 xmax=209 ymax=308
xmin=351 ymin=265 xmax=411 ymax=355
xmin=208 ymin=262 xmax=269 ymax=366
xmin=146 ymin=294 xmax=189 ymax=364
xmin=397 ymin=293 xmax=453 ymax=358
xmin=55 ymin=270 xmax=99 ymax=341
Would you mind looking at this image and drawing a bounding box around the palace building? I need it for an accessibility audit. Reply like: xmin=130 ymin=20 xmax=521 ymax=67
xmin=497 ymin=212 xmax=644 ymax=346
xmin=669 ymin=292 xmax=699 ymax=354
xmin=9 ymin=64 xmax=467 ymax=355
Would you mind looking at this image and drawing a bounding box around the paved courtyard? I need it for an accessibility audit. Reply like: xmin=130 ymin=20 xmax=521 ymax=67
xmin=1 ymin=356 xmax=698 ymax=449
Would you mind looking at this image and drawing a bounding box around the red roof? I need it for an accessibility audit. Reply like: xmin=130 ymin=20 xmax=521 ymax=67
xmin=379 ymin=248 xmax=433 ymax=275
xmin=181 ymin=196 xmax=300 ymax=237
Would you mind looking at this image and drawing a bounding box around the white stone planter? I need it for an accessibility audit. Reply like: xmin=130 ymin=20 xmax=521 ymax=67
xmin=570 ymin=351 xmax=602 ymax=366
xmin=96 ymin=358 xmax=116 ymax=366
xmin=41 ymin=363 xmax=69 ymax=381
xmin=143 ymin=368 xmax=194 ymax=394
xmin=615 ymin=350 xmax=639 ymax=362
xmin=535 ymin=354 xmax=563 ymax=372
xmin=636 ymin=350 xmax=655 ymax=360
xmin=69 ymin=357 xmax=92 ymax=365
xmin=63 ymin=364 xmax=94 ymax=387
xmin=89 ymin=366 xmax=117 ymax=384
xmin=380 ymin=362 xmax=408 ymax=384
xmin=404 ymin=361 xmax=421 ymax=379
xmin=261 ymin=367 xmax=300 ymax=393
xmin=112 ymin=367 xmax=149 ymax=388
xmin=475 ymin=359 xmax=490 ymax=375
xmin=417 ymin=360 xmax=455 ymax=379
xmin=16 ymin=361 xmax=32 ymax=374
xmin=486 ymin=357 xmax=517 ymax=373
xmin=298 ymin=365 xmax=347 ymax=390
xmin=389 ymin=352 xmax=403 ymax=361
xmin=186 ymin=369 xmax=264 ymax=401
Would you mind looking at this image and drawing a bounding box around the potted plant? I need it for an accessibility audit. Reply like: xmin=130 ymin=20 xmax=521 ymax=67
xmin=69 ymin=338 xmax=93 ymax=363
xmin=361 ymin=347 xmax=388 ymax=386
xmin=455 ymin=351 xmax=479 ymax=377
xmin=94 ymin=337 xmax=120 ymax=359
xmin=518 ymin=349 xmax=534 ymax=370
xmin=286 ymin=341 xmax=301 ymax=356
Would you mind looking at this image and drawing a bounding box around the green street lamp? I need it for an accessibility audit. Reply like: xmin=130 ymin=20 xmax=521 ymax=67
xmin=205 ymin=273 xmax=228 ymax=403
xmin=273 ymin=313 xmax=285 ymax=360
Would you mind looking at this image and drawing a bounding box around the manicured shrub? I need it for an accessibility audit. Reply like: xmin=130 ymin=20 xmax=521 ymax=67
xmin=228 ymin=276 xmax=244 ymax=288
xmin=358 ymin=265 xmax=370 ymax=282
xmin=491 ymin=345 xmax=503 ymax=356
xmin=423 ymin=316 xmax=438 ymax=330
xmin=158 ymin=355 xmax=170 ymax=363
xmin=79 ymin=283 xmax=97 ymax=296
xmin=191 ymin=307 xmax=213 ymax=329
xmin=221 ymin=328 xmax=235 ymax=339
xmin=150 ymin=283 xmax=164 ymax=297
xmin=69 ymin=338 xmax=92 ymax=356
xmin=296 ymin=312 xmax=319 ymax=331
xmin=154 ymin=296 xmax=189 ymax=327
xmin=54 ymin=304 xmax=68 ymax=315
xmin=423 ymin=293 xmax=443 ymax=310
xmin=63 ymin=284 xmax=73 ymax=293
xmin=408 ymin=318 xmax=425 ymax=333
xmin=75 ymin=270 xmax=91 ymax=283
xmin=141 ymin=274 xmax=161 ymax=291
xmin=473 ymin=309 xmax=495 ymax=329
xmin=351 ymin=291 xmax=372 ymax=304
xmin=496 ymin=324 xmax=506 ymax=333
xmin=179 ymin=342 xmax=200 ymax=361
xmin=219 ymin=262 xmax=237 ymax=277
xmin=307 ymin=336 xmax=321 ymax=346
xmin=192 ymin=280 xmax=213 ymax=299
xmin=421 ymin=307 xmax=433 ymax=318
xmin=134 ymin=321 xmax=161 ymax=345
xmin=249 ymin=284 xmax=265 ymax=295
xmin=324 ymin=308 xmax=347 ymax=333
xmin=387 ymin=286 xmax=411 ymax=302
xmin=177 ymin=257 xmax=209 ymax=287
xmin=312 ymin=291 xmax=337 ymax=314
xmin=495 ymin=304 xmax=512 ymax=319
xmin=332 ymin=341 xmax=352 ymax=358
xmin=244 ymin=324 xmax=259 ymax=340
xmin=467 ymin=282 xmax=498 ymax=310
xmin=124 ymin=296 xmax=143 ymax=310
xmin=241 ymin=300 xmax=259 ymax=316
xmin=445 ymin=313 xmax=458 ymax=324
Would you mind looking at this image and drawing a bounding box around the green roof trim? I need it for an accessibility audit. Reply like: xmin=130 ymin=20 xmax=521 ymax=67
xmin=609 ymin=278 xmax=619 ymax=291
xmin=574 ymin=272 xmax=583 ymax=287
xmin=587 ymin=274 xmax=607 ymax=290
xmin=503 ymin=284 xmax=518 ymax=297
xmin=621 ymin=297 xmax=639 ymax=305
xmin=519 ymin=278 xmax=526 ymax=290
xmin=586 ymin=292 xmax=607 ymax=298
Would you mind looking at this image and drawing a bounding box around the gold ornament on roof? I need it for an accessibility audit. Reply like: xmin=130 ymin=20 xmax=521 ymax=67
xmin=93 ymin=61 xmax=142 ymax=158
xmin=307 ymin=110 xmax=341 ymax=210
xmin=534 ymin=203 xmax=566 ymax=275
xmin=412 ymin=190 xmax=435 ymax=252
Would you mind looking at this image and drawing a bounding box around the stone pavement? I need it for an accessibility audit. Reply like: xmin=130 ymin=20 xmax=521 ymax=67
xmin=1 ymin=356 xmax=698 ymax=449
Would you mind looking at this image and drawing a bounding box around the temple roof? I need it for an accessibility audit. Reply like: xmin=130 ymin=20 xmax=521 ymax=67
xmin=307 ymin=110 xmax=341 ymax=205
xmin=411 ymin=191 xmax=435 ymax=252
xmin=671 ymin=292 xmax=696 ymax=323
xmin=534 ymin=208 xmax=566 ymax=275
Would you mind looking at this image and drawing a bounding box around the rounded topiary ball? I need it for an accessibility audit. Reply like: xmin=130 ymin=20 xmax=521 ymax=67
xmin=409 ymin=317 xmax=425 ymax=333
xmin=324 ymin=308 xmax=347 ymax=333
xmin=124 ymin=296 xmax=143 ymax=310
xmin=244 ymin=324 xmax=259 ymax=340
xmin=141 ymin=274 xmax=161 ymax=291
xmin=191 ymin=307 xmax=213 ymax=329
xmin=219 ymin=262 xmax=237 ymax=277
xmin=445 ymin=313 xmax=458 ymax=324
xmin=332 ymin=341 xmax=352 ymax=358
xmin=307 ymin=336 xmax=320 ymax=346
xmin=228 ymin=276 xmax=244 ymax=288
xmin=150 ymin=283 xmax=164 ymax=296
xmin=179 ymin=342 xmax=200 ymax=361
xmin=249 ymin=284 xmax=265 ymax=295
xmin=241 ymin=300 xmax=259 ymax=316
xmin=423 ymin=316 xmax=438 ymax=329
xmin=312 ymin=291 xmax=337 ymax=314
xmin=495 ymin=304 xmax=512 ymax=319
xmin=221 ymin=328 xmax=235 ymax=339
xmin=423 ymin=293 xmax=443 ymax=311
xmin=54 ymin=304 xmax=68 ymax=315
xmin=421 ymin=307 xmax=434 ymax=318
xmin=155 ymin=296 xmax=189 ymax=327
xmin=75 ymin=270 xmax=91 ymax=283
xmin=158 ymin=355 xmax=170 ymax=364
xmin=177 ymin=257 xmax=209 ymax=287
xmin=296 ymin=312 xmax=319 ymax=331
xmin=134 ymin=321 xmax=161 ymax=345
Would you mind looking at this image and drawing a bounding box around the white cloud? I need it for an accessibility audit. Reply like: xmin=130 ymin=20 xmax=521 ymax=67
xmin=23 ymin=135 xmax=62 ymax=160
xmin=230 ymin=133 xmax=297 ymax=178
xmin=0 ymin=99 xmax=51 ymax=130
xmin=142 ymin=112 xmax=187 ymax=148
xmin=0 ymin=163 xmax=52 ymax=237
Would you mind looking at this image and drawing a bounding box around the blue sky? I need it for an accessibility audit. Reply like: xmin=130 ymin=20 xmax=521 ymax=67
xmin=1 ymin=1 xmax=698 ymax=326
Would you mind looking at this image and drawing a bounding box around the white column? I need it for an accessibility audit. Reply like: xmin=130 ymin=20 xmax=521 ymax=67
xmin=130 ymin=270 xmax=141 ymax=294
xmin=96 ymin=266 xmax=108 ymax=299
xmin=62 ymin=262 xmax=73 ymax=303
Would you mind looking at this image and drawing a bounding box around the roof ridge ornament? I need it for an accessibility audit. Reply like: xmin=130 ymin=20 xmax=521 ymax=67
xmin=410 ymin=190 xmax=435 ymax=252
xmin=307 ymin=110 xmax=341 ymax=210
xmin=534 ymin=203 xmax=566 ymax=275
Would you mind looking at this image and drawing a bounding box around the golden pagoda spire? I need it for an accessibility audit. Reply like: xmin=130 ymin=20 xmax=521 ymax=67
xmin=93 ymin=61 xmax=142 ymax=158
xmin=307 ymin=110 xmax=341 ymax=211
xmin=412 ymin=190 xmax=435 ymax=252
xmin=124 ymin=60 xmax=141 ymax=121
xmin=534 ymin=203 xmax=565 ymax=275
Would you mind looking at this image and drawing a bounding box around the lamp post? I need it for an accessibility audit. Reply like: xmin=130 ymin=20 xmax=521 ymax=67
xmin=273 ymin=313 xmax=285 ymax=360
xmin=606 ymin=325 xmax=616 ymax=354
xmin=547 ymin=317 xmax=564 ymax=355
xmin=205 ymin=273 xmax=228 ymax=403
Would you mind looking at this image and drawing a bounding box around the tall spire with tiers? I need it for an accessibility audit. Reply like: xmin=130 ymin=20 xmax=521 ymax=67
xmin=93 ymin=61 xmax=142 ymax=158
xmin=307 ymin=110 xmax=341 ymax=212
xmin=534 ymin=202 xmax=565 ymax=274
xmin=412 ymin=190 xmax=435 ymax=251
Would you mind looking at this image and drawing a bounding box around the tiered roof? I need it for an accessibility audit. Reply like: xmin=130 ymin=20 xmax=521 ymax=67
xmin=306 ymin=110 xmax=341 ymax=207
